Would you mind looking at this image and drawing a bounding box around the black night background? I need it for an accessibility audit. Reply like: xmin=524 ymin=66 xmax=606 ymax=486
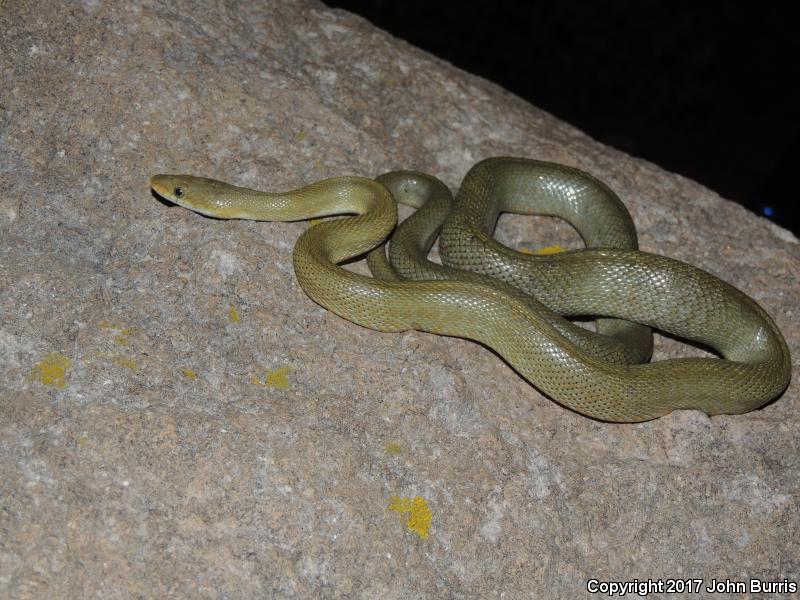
xmin=328 ymin=1 xmax=800 ymax=234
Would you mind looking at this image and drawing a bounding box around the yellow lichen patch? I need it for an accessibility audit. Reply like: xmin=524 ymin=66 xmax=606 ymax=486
xmin=388 ymin=495 xmax=432 ymax=539
xmin=534 ymin=244 xmax=566 ymax=255
xmin=77 ymin=434 xmax=89 ymax=449
xmin=266 ymin=366 xmax=291 ymax=389
xmin=182 ymin=369 xmax=197 ymax=379
xmin=113 ymin=355 xmax=138 ymax=370
xmin=385 ymin=442 xmax=403 ymax=455
xmin=309 ymin=218 xmax=325 ymax=226
xmin=32 ymin=352 xmax=71 ymax=388
xmin=251 ymin=366 xmax=291 ymax=388
xmin=519 ymin=244 xmax=567 ymax=255
xmin=295 ymin=130 xmax=307 ymax=142
xmin=229 ymin=305 xmax=240 ymax=322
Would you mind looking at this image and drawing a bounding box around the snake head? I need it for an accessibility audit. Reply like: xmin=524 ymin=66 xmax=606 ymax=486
xmin=150 ymin=174 xmax=241 ymax=218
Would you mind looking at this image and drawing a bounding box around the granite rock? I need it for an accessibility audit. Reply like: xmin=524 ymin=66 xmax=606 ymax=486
xmin=1 ymin=1 xmax=798 ymax=597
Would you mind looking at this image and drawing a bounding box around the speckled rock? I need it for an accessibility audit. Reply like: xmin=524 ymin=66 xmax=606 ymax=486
xmin=1 ymin=1 xmax=798 ymax=598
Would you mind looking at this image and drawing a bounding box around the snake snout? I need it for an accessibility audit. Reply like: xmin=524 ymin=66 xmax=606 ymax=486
xmin=150 ymin=174 xmax=202 ymax=210
xmin=150 ymin=174 xmax=179 ymax=202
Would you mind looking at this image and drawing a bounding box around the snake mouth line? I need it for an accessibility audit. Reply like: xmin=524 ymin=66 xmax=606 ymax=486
xmin=150 ymin=180 xmax=221 ymax=218
xmin=150 ymin=187 xmax=182 ymax=209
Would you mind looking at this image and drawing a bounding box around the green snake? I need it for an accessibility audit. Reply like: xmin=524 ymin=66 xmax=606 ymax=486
xmin=151 ymin=157 xmax=791 ymax=422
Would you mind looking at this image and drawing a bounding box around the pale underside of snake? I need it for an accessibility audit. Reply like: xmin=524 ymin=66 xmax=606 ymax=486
xmin=151 ymin=157 xmax=791 ymax=422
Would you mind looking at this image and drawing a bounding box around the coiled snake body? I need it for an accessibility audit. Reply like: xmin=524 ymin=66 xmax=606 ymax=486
xmin=151 ymin=157 xmax=790 ymax=422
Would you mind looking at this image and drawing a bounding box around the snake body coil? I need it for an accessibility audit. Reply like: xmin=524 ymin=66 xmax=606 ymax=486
xmin=151 ymin=158 xmax=791 ymax=422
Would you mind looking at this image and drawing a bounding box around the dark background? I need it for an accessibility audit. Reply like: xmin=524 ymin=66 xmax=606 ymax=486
xmin=327 ymin=1 xmax=799 ymax=234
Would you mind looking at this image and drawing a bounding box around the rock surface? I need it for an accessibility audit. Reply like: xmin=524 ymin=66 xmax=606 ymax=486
xmin=1 ymin=1 xmax=797 ymax=597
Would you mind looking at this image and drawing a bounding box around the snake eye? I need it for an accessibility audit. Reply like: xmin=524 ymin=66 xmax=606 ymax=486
xmin=174 ymin=187 xmax=184 ymax=198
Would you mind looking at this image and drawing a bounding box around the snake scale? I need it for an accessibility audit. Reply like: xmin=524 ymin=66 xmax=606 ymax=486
xmin=151 ymin=157 xmax=791 ymax=422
